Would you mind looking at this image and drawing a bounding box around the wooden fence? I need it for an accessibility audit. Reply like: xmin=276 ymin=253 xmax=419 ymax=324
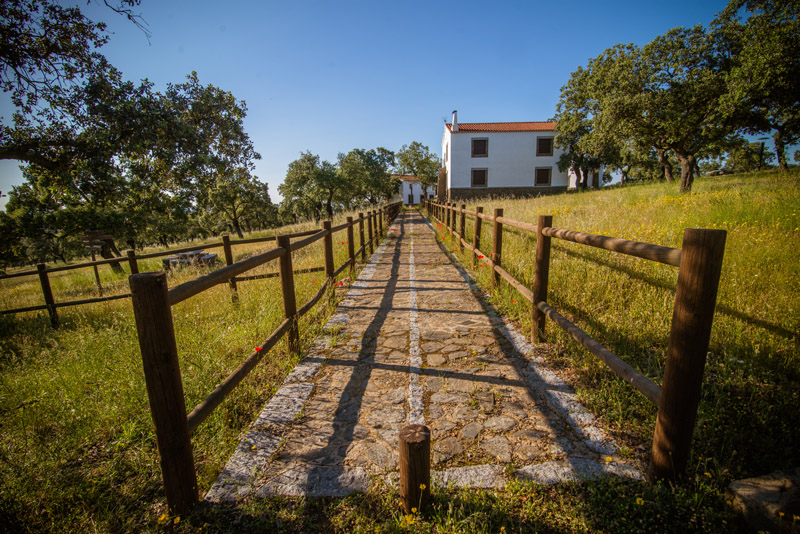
xmin=423 ymin=199 xmax=726 ymax=484
xmin=0 ymin=207 xmax=397 ymax=328
xmin=128 ymin=203 xmax=401 ymax=514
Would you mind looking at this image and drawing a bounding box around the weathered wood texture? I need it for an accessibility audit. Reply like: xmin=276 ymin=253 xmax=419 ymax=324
xmin=222 ymin=235 xmax=238 ymax=303
xmin=532 ymin=215 xmax=552 ymax=342
xmin=649 ymin=229 xmax=726 ymax=481
xmin=543 ymin=227 xmax=681 ymax=267
xmin=37 ymin=263 xmax=58 ymax=328
xmin=399 ymin=424 xmax=431 ymax=514
xmin=322 ymin=221 xmax=334 ymax=279
xmin=359 ymin=213 xmax=366 ymax=262
xmin=346 ymin=216 xmax=355 ymax=274
xmin=491 ymin=208 xmax=503 ymax=289
xmin=129 ymin=272 xmax=197 ymax=514
xmin=472 ymin=207 xmax=483 ymax=267
xmin=277 ymin=235 xmax=299 ymax=354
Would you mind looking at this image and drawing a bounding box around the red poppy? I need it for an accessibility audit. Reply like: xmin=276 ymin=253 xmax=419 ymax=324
xmin=255 ymin=346 xmax=262 ymax=352
xmin=512 ymin=300 xmax=517 ymax=303
xmin=478 ymin=255 xmax=484 ymax=259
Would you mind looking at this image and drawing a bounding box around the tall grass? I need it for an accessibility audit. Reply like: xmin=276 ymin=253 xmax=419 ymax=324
xmin=435 ymin=171 xmax=799 ymax=477
xmin=0 ymin=213 xmax=364 ymax=532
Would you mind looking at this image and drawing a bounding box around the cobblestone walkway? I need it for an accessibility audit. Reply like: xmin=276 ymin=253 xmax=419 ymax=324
xmin=205 ymin=210 xmax=641 ymax=503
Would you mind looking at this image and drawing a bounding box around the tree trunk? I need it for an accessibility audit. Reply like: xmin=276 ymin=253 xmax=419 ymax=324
xmin=232 ymin=218 xmax=244 ymax=239
xmin=99 ymin=239 xmax=125 ymax=274
xmin=573 ymin=166 xmax=584 ymax=189
xmin=674 ymin=150 xmax=696 ymax=193
xmin=774 ymin=128 xmax=788 ymax=172
xmin=657 ymin=148 xmax=674 ymax=182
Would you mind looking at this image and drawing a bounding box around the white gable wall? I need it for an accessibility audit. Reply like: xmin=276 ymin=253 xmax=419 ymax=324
xmin=442 ymin=129 xmax=569 ymax=190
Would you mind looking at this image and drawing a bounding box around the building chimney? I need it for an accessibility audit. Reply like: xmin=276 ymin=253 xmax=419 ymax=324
xmin=451 ymin=110 xmax=458 ymax=132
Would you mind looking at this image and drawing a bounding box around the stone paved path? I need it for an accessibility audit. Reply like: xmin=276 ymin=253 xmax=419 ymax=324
xmin=205 ymin=210 xmax=641 ymax=503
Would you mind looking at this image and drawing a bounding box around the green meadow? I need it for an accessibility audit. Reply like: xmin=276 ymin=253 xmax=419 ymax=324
xmin=1 ymin=172 xmax=798 ymax=533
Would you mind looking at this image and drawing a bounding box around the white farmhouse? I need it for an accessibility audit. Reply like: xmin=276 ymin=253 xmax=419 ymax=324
xmin=441 ymin=111 xmax=599 ymax=200
xmin=396 ymin=175 xmax=436 ymax=205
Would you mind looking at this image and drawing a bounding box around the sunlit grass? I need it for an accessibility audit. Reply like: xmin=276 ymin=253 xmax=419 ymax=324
xmin=0 ymin=210 xmax=375 ymax=532
xmin=431 ymin=171 xmax=800 ymax=478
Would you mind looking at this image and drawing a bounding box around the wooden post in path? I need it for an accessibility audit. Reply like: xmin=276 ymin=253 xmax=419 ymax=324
xmin=277 ymin=235 xmax=299 ymax=354
xmin=346 ymin=216 xmax=355 ymax=275
xmin=367 ymin=210 xmax=374 ymax=256
xmin=322 ymin=220 xmax=334 ymax=279
xmin=222 ymin=235 xmax=238 ymax=303
xmin=491 ymin=208 xmax=503 ymax=289
xmin=399 ymin=424 xmax=431 ymax=514
xmin=129 ymin=272 xmax=197 ymax=515
xmin=358 ymin=213 xmax=366 ymax=262
xmin=459 ymin=204 xmax=466 ymax=251
xmin=37 ymin=263 xmax=58 ymax=328
xmin=532 ymin=215 xmax=553 ymax=343
xmin=649 ymin=229 xmax=726 ymax=481
xmin=472 ymin=207 xmax=483 ymax=267
xmin=127 ymin=250 xmax=139 ymax=274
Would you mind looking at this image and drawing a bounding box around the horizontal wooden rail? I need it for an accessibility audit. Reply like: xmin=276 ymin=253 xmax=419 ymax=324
xmin=497 ymin=216 xmax=538 ymax=234
xmin=187 ymin=317 xmax=293 ymax=432
xmin=333 ymin=258 xmax=353 ymax=278
xmin=494 ymin=265 xmax=533 ymax=301
xmin=289 ymin=229 xmax=328 ymax=253
xmin=54 ymin=293 xmax=131 ymax=308
xmin=128 ymin=243 xmax=223 ymax=260
xmin=331 ymin=221 xmax=350 ymax=233
xmin=233 ymin=265 xmax=325 ymax=283
xmin=168 ymin=247 xmax=285 ymax=306
xmin=297 ymin=278 xmax=332 ymax=318
xmin=0 ymin=303 xmax=49 ymax=314
xmin=536 ymin=300 xmax=661 ymax=404
xmin=543 ymin=227 xmax=681 ymax=267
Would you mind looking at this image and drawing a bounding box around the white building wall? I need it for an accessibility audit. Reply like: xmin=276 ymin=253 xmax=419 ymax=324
xmin=401 ymin=181 xmax=436 ymax=204
xmin=442 ymin=129 xmax=569 ymax=190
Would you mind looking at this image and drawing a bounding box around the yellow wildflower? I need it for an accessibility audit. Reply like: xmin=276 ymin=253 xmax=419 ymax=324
xmin=419 ymin=483 xmax=426 ymax=490
xmin=636 ymin=497 xmax=644 ymax=505
xmin=157 ymin=513 xmax=169 ymax=525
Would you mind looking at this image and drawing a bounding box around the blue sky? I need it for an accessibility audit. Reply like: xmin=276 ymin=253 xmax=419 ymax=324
xmin=0 ymin=0 xmax=734 ymax=207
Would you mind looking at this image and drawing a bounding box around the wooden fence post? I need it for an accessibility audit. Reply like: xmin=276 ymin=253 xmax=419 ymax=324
xmin=129 ymin=272 xmax=197 ymax=515
xmin=90 ymin=251 xmax=103 ymax=296
xmin=649 ymin=229 xmax=726 ymax=481
xmin=346 ymin=216 xmax=355 ymax=274
xmin=322 ymin=220 xmax=334 ymax=279
xmin=445 ymin=202 xmax=451 ymax=230
xmin=378 ymin=207 xmax=384 ymax=237
xmin=367 ymin=210 xmax=374 ymax=255
xmin=532 ymin=215 xmax=553 ymax=343
xmin=222 ymin=235 xmax=238 ymax=303
xmin=127 ymin=250 xmax=139 ymax=274
xmin=472 ymin=207 xmax=483 ymax=267
xmin=399 ymin=424 xmax=431 ymax=514
xmin=491 ymin=208 xmax=503 ymax=289
xmin=277 ymin=235 xmax=299 ymax=354
xmin=359 ymin=212 xmax=366 ymax=262
xmin=37 ymin=263 xmax=58 ymax=328
xmin=459 ymin=204 xmax=466 ymax=251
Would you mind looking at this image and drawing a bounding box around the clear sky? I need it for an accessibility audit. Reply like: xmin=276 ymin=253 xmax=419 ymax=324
xmin=0 ymin=0 xmax=733 ymax=208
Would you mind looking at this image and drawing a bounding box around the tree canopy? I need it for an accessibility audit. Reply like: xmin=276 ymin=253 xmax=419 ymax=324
xmin=554 ymin=0 xmax=799 ymax=192
xmin=0 ymin=0 xmax=276 ymax=267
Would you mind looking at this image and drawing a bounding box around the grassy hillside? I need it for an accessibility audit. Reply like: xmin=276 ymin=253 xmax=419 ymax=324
xmin=442 ymin=171 xmax=799 ymax=481
xmin=0 ymin=172 xmax=797 ymax=533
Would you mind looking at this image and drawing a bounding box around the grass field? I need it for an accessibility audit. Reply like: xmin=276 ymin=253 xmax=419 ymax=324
xmin=1 ymin=172 xmax=798 ymax=533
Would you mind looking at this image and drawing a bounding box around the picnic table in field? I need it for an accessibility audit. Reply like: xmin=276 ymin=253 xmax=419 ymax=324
xmin=162 ymin=250 xmax=218 ymax=270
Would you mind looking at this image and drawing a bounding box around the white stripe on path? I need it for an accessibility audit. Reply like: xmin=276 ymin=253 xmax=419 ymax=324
xmin=407 ymin=216 xmax=425 ymax=425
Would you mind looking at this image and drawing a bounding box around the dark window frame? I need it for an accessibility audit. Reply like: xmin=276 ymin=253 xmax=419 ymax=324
xmin=534 ymin=167 xmax=552 ymax=186
xmin=471 ymin=137 xmax=489 ymax=158
xmin=536 ymin=136 xmax=554 ymax=157
xmin=471 ymin=168 xmax=488 ymax=187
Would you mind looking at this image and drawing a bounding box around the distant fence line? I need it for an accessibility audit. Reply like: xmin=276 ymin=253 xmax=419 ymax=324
xmin=0 ymin=208 xmax=395 ymax=327
xmin=423 ymin=199 xmax=726 ymax=485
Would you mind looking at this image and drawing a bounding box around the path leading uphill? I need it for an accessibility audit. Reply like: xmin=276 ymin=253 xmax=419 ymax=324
xmin=205 ymin=209 xmax=641 ymax=502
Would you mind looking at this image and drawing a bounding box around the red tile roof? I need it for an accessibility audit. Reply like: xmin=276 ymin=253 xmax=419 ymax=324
xmin=393 ymin=175 xmax=419 ymax=182
xmin=446 ymin=121 xmax=556 ymax=133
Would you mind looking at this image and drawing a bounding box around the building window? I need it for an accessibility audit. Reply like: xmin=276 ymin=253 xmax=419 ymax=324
xmin=535 ymin=167 xmax=551 ymax=186
xmin=471 ymin=168 xmax=488 ymax=187
xmin=472 ymin=138 xmax=488 ymax=157
xmin=536 ymin=137 xmax=554 ymax=157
